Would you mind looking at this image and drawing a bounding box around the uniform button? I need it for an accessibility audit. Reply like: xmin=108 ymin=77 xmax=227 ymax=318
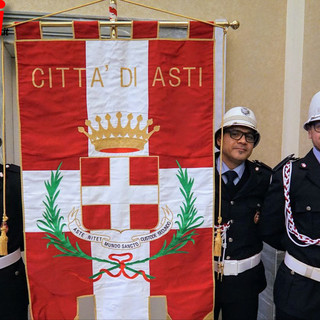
xmin=306 ymin=206 xmax=311 ymax=211
xmin=255 ymin=167 xmax=259 ymax=171
xmin=230 ymin=201 xmax=234 ymax=205
xmin=226 ymin=256 xmax=230 ymax=260
xmin=228 ymin=237 xmax=233 ymax=242
xmin=15 ymin=270 xmax=19 ymax=276
xmin=290 ymin=270 xmax=295 ymax=275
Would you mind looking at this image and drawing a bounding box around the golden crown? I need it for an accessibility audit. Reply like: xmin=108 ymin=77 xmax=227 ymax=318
xmin=78 ymin=112 xmax=160 ymax=153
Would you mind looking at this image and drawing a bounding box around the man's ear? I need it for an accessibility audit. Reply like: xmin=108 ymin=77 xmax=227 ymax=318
xmin=217 ymin=134 xmax=221 ymax=147
xmin=305 ymin=124 xmax=312 ymax=139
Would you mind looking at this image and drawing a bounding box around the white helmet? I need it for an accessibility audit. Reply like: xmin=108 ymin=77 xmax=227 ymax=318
xmin=304 ymin=91 xmax=320 ymax=130
xmin=215 ymin=106 xmax=260 ymax=148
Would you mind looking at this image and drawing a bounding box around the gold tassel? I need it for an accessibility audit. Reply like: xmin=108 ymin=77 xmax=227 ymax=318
xmin=0 ymin=213 xmax=8 ymax=256
xmin=214 ymin=228 xmax=222 ymax=257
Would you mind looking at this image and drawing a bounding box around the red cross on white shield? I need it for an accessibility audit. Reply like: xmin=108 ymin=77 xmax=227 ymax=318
xmin=80 ymin=156 xmax=159 ymax=231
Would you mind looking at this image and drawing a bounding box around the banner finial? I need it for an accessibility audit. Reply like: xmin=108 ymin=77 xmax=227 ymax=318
xmin=109 ymin=0 xmax=118 ymax=38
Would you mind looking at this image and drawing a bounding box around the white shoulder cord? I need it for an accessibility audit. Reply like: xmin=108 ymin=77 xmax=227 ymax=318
xmin=283 ymin=161 xmax=320 ymax=246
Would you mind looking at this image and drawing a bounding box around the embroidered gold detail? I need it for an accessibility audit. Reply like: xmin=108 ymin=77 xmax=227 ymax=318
xmin=78 ymin=112 xmax=160 ymax=153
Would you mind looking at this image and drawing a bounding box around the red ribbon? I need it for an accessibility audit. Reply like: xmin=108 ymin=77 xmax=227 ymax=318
xmin=93 ymin=253 xmax=151 ymax=282
xmin=109 ymin=7 xmax=117 ymax=16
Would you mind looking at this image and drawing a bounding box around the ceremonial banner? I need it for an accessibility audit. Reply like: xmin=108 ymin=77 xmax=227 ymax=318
xmin=15 ymin=21 xmax=225 ymax=319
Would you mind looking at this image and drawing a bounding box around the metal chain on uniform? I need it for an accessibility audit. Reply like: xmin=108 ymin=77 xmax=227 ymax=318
xmin=283 ymin=161 xmax=320 ymax=246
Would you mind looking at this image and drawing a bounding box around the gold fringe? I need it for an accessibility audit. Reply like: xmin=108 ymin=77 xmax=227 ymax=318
xmin=0 ymin=214 xmax=8 ymax=255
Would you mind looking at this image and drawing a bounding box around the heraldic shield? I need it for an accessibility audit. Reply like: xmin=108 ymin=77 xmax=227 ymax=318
xmin=68 ymin=156 xmax=172 ymax=250
xmin=81 ymin=156 xmax=159 ymax=231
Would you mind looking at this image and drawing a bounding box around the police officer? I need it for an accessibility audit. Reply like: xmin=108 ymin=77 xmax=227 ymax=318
xmin=260 ymin=91 xmax=320 ymax=320
xmin=214 ymin=107 xmax=271 ymax=320
xmin=0 ymin=155 xmax=29 ymax=319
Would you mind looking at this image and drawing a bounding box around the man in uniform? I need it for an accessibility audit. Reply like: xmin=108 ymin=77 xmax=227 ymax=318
xmin=260 ymin=91 xmax=320 ymax=320
xmin=0 ymin=148 xmax=29 ymax=319
xmin=214 ymin=106 xmax=271 ymax=320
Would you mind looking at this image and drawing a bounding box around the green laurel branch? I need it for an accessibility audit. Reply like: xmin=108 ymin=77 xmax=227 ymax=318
xmin=37 ymin=163 xmax=119 ymax=269
xmin=125 ymin=161 xmax=204 ymax=268
xmin=38 ymin=161 xmax=203 ymax=281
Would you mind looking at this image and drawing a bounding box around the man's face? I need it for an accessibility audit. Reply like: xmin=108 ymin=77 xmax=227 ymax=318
xmin=217 ymin=125 xmax=255 ymax=169
xmin=308 ymin=121 xmax=320 ymax=151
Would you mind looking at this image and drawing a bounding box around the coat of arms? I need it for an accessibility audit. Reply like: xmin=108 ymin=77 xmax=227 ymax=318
xmin=38 ymin=112 xmax=203 ymax=282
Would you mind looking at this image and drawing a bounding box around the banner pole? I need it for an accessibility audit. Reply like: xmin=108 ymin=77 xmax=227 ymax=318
xmin=4 ymin=20 xmax=239 ymax=30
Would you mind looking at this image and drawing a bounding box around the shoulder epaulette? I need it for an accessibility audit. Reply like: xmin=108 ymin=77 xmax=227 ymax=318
xmin=273 ymin=154 xmax=299 ymax=172
xmin=252 ymin=160 xmax=272 ymax=171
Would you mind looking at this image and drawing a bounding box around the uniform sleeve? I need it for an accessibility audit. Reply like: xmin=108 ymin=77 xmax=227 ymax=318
xmin=259 ymin=169 xmax=286 ymax=250
xmin=6 ymin=165 xmax=24 ymax=252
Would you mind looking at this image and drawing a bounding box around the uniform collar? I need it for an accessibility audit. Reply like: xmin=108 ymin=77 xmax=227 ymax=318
xmin=312 ymin=146 xmax=320 ymax=163
xmin=216 ymin=156 xmax=245 ymax=185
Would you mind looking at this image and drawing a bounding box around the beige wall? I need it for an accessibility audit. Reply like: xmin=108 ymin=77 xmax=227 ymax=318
xmin=4 ymin=2 xmax=317 ymax=319
xmin=300 ymin=0 xmax=320 ymax=156
xmin=5 ymin=0 xmax=316 ymax=166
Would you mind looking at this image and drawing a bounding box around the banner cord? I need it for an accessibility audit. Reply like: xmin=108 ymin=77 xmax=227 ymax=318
xmin=119 ymin=0 xmax=222 ymax=28
xmin=5 ymin=0 xmax=227 ymax=30
xmin=5 ymin=0 xmax=107 ymax=28
xmin=1 ymin=38 xmax=6 ymax=217
xmin=0 ymin=38 xmax=8 ymax=255
xmin=217 ymin=29 xmax=227 ymax=226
